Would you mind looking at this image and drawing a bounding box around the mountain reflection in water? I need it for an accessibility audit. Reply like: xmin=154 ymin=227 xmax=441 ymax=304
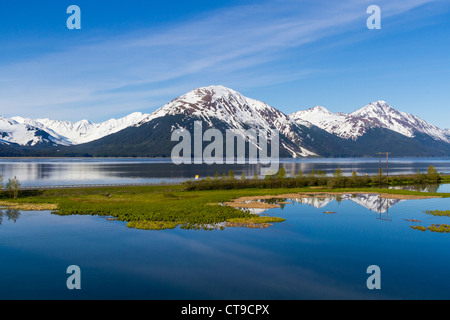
xmin=257 ymin=194 xmax=403 ymax=215
xmin=295 ymin=194 xmax=402 ymax=213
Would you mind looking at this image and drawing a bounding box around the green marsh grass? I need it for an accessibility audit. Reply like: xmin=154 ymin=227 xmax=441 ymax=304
xmin=426 ymin=210 xmax=450 ymax=217
xmin=2 ymin=183 xmax=449 ymax=231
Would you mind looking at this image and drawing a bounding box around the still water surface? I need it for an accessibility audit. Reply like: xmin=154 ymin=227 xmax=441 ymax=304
xmin=1 ymin=194 xmax=449 ymax=300
xmin=0 ymin=157 xmax=449 ymax=187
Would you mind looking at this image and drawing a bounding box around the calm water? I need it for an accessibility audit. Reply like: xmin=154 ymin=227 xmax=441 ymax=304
xmin=1 ymin=195 xmax=449 ymax=300
xmin=390 ymin=184 xmax=450 ymax=193
xmin=0 ymin=157 xmax=449 ymax=187
xmin=438 ymin=184 xmax=450 ymax=193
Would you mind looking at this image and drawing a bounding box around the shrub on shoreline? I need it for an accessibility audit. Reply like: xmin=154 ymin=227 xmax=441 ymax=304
xmin=185 ymin=166 xmax=443 ymax=191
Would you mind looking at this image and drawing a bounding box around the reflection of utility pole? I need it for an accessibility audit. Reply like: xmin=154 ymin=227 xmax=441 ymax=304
xmin=376 ymin=152 xmax=391 ymax=185
xmin=377 ymin=196 xmax=392 ymax=222
xmin=386 ymin=199 xmax=390 ymax=221
xmin=378 ymin=195 xmax=381 ymax=218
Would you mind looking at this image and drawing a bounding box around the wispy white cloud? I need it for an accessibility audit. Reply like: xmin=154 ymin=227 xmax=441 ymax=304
xmin=0 ymin=0 xmax=442 ymax=121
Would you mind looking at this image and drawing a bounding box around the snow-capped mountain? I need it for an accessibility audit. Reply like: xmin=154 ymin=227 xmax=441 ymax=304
xmin=2 ymin=86 xmax=317 ymax=157
xmin=1 ymin=86 xmax=449 ymax=157
xmin=0 ymin=116 xmax=69 ymax=146
xmin=140 ymin=85 xmax=318 ymax=157
xmin=290 ymin=101 xmax=449 ymax=143
xmin=290 ymin=106 xmax=350 ymax=136
xmin=10 ymin=112 xmax=150 ymax=146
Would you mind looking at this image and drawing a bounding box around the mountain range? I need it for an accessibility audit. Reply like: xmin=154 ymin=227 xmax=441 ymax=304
xmin=1 ymin=85 xmax=449 ymax=158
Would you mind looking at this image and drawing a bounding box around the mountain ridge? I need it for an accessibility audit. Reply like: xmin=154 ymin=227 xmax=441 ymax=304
xmin=1 ymin=85 xmax=449 ymax=157
xmin=10 ymin=112 xmax=151 ymax=146
xmin=290 ymin=100 xmax=449 ymax=143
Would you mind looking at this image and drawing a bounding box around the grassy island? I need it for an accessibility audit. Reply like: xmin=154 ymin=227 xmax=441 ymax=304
xmin=0 ymin=166 xmax=449 ymax=231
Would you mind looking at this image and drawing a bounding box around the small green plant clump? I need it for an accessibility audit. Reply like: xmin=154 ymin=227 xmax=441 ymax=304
xmin=411 ymin=226 xmax=427 ymax=232
xmin=427 ymin=224 xmax=450 ymax=233
xmin=426 ymin=210 xmax=450 ymax=217
xmin=127 ymin=220 xmax=180 ymax=230
xmin=411 ymin=224 xmax=450 ymax=233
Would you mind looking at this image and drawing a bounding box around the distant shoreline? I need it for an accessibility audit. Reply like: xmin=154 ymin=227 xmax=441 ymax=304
xmin=1 ymin=156 xmax=450 ymax=160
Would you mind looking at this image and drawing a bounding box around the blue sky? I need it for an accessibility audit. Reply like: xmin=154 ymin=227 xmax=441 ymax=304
xmin=0 ymin=0 xmax=449 ymax=128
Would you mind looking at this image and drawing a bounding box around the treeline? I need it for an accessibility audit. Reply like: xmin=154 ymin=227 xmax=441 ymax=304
xmin=184 ymin=165 xmax=443 ymax=191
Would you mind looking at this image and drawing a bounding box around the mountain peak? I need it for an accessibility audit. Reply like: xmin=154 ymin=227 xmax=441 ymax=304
xmin=196 ymin=85 xmax=235 ymax=93
xmin=350 ymin=100 xmax=398 ymax=118
xmin=76 ymin=119 xmax=92 ymax=126
xmin=289 ymin=105 xmax=336 ymax=123
xmin=140 ymin=85 xmax=318 ymax=156
xmin=309 ymin=105 xmax=332 ymax=114
xmin=185 ymin=85 xmax=245 ymax=102
xmin=368 ymin=100 xmax=391 ymax=111
xmin=151 ymin=85 xmax=273 ymax=121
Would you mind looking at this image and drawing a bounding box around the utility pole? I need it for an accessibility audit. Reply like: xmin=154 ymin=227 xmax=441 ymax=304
xmin=376 ymin=152 xmax=391 ymax=185
xmin=386 ymin=152 xmax=391 ymax=185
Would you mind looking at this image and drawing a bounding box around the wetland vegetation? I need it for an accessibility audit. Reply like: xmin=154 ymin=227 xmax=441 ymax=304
xmin=185 ymin=165 xmax=447 ymax=191
xmin=410 ymin=209 xmax=450 ymax=233
xmin=426 ymin=210 xmax=450 ymax=217
xmin=0 ymin=167 xmax=449 ymax=231
xmin=411 ymin=224 xmax=450 ymax=233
